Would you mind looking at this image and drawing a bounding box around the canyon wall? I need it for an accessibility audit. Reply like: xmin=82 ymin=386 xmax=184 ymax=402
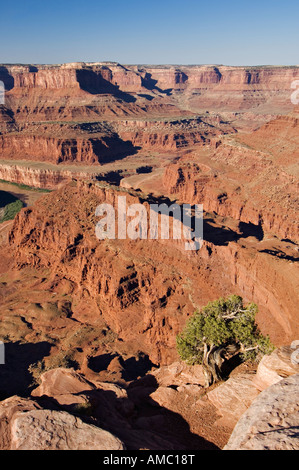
xmin=163 ymin=109 xmax=299 ymax=243
xmin=140 ymin=65 xmax=299 ymax=112
xmin=163 ymin=156 xmax=299 ymax=243
xmin=1 ymin=63 xmax=298 ymax=114
xmin=0 ymin=133 xmax=137 ymax=164
xmin=1 ymin=62 xmax=298 ymax=167
xmin=116 ymin=116 xmax=236 ymax=151
xmin=7 ymin=181 xmax=298 ymax=365
xmin=0 ymin=63 xmax=143 ymax=94
xmin=0 ymin=163 xmax=100 ymax=189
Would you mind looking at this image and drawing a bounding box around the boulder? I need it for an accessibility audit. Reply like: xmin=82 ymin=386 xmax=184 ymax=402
xmin=10 ymin=409 xmax=125 ymax=450
xmin=224 ymin=374 xmax=299 ymax=450
xmin=31 ymin=367 xmax=95 ymax=398
xmin=0 ymin=396 xmax=41 ymax=450
xmin=151 ymin=361 xmax=205 ymax=388
xmin=0 ymin=394 xmax=125 ymax=450
xmin=253 ymin=346 xmax=299 ymax=391
xmin=206 ymin=374 xmax=259 ymax=428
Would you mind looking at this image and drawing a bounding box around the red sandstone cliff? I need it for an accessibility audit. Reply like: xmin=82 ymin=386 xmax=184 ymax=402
xmin=116 ymin=117 xmax=236 ymax=151
xmin=7 ymin=181 xmax=299 ymax=366
xmin=0 ymin=133 xmax=137 ymax=164
xmin=1 ymin=62 xmax=298 ymax=167
xmin=139 ymin=65 xmax=299 ymax=112
xmin=0 ymin=163 xmax=100 ymax=189
xmin=1 ymin=63 xmax=299 ymax=118
xmin=163 ymin=110 xmax=299 ymax=243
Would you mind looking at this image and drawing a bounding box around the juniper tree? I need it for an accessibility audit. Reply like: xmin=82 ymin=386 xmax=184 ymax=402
xmin=176 ymin=295 xmax=274 ymax=387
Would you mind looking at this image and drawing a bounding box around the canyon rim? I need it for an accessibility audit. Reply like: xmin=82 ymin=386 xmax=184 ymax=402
xmin=0 ymin=0 xmax=299 ymax=455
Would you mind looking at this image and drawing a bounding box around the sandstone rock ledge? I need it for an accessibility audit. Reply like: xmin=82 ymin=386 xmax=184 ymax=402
xmin=0 ymin=396 xmax=124 ymax=450
xmin=11 ymin=409 xmax=125 ymax=450
xmin=224 ymin=374 xmax=299 ymax=450
xmin=0 ymin=347 xmax=298 ymax=450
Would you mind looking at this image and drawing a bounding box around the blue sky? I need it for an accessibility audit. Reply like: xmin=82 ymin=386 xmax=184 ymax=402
xmin=0 ymin=0 xmax=298 ymax=65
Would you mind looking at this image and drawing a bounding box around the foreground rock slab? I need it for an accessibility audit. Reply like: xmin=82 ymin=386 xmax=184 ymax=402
xmin=224 ymin=374 xmax=299 ymax=450
xmin=0 ymin=396 xmax=41 ymax=449
xmin=206 ymin=374 xmax=259 ymax=428
xmin=11 ymin=409 xmax=124 ymax=450
xmin=0 ymin=396 xmax=124 ymax=450
xmin=253 ymin=345 xmax=299 ymax=391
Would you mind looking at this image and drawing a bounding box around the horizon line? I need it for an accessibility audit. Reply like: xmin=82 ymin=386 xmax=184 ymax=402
xmin=1 ymin=62 xmax=299 ymax=68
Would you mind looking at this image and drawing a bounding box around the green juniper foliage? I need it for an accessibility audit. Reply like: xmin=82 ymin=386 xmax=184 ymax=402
xmin=176 ymin=295 xmax=274 ymax=366
xmin=0 ymin=199 xmax=24 ymax=223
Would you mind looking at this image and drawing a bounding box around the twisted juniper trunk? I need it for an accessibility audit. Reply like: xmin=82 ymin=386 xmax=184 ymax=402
xmin=203 ymin=342 xmax=240 ymax=388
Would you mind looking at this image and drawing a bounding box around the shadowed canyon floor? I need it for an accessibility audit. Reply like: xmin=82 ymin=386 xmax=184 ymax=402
xmin=0 ymin=62 xmax=298 ymax=450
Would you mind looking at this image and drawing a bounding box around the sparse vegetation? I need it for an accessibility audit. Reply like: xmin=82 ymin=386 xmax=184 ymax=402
xmin=0 ymin=179 xmax=51 ymax=193
xmin=0 ymin=199 xmax=24 ymax=222
xmin=176 ymin=295 xmax=274 ymax=387
xmin=73 ymin=401 xmax=95 ymax=417
xmin=29 ymin=352 xmax=79 ymax=386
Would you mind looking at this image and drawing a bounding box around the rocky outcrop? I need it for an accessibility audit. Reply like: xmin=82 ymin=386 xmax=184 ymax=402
xmin=206 ymin=374 xmax=260 ymax=429
xmin=0 ymin=395 xmax=124 ymax=450
xmin=151 ymin=361 xmax=206 ymax=388
xmin=0 ymin=63 xmax=143 ymax=94
xmin=0 ymin=367 xmax=217 ymax=450
xmin=201 ymin=241 xmax=299 ymax=346
xmin=2 ymin=63 xmax=298 ymax=102
xmin=31 ymin=367 xmax=95 ymax=400
xmin=163 ymin=111 xmax=299 ymax=243
xmin=237 ymin=109 xmax=299 ymax=166
xmin=0 ymin=396 xmax=41 ymax=449
xmin=116 ymin=116 xmax=236 ymax=151
xmin=224 ymin=374 xmax=299 ymax=450
xmin=0 ymin=116 xmax=235 ymax=167
xmin=0 ymin=163 xmax=100 ymax=189
xmin=0 ymin=63 xmax=183 ymax=123
xmin=143 ymin=346 xmax=299 ymax=449
xmin=0 ymin=132 xmax=137 ymax=164
xmin=197 ymin=346 xmax=298 ymax=432
xmin=0 ymin=346 xmax=298 ymax=450
xmin=7 ymin=181 xmax=230 ymax=365
xmin=5 ymin=180 xmax=298 ymax=365
xmin=253 ymin=345 xmax=299 ymax=391
xmin=12 ymin=409 xmax=124 ymax=450
xmin=1 ymin=63 xmax=298 ymax=170
xmin=140 ymin=65 xmax=299 ymax=112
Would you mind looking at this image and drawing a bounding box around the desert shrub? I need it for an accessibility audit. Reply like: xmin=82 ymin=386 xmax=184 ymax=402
xmin=176 ymin=295 xmax=274 ymax=387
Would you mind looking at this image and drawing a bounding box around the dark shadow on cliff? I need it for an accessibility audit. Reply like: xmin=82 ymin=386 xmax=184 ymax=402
xmin=0 ymin=191 xmax=19 ymax=208
xmin=89 ymin=135 xmax=140 ymax=163
xmin=259 ymin=248 xmax=299 ymax=263
xmin=139 ymin=193 xmax=264 ymax=246
xmin=141 ymin=72 xmax=173 ymax=96
xmin=96 ymin=170 xmax=123 ymax=186
xmin=136 ymin=165 xmax=153 ymax=174
xmin=44 ymin=374 xmax=219 ymax=450
xmin=138 ymin=93 xmax=155 ymax=101
xmin=121 ymin=354 xmax=155 ymax=381
xmin=0 ymin=189 xmax=30 ymax=208
xmin=0 ymin=67 xmax=14 ymax=91
xmin=88 ymin=352 xmax=156 ymax=382
xmin=88 ymin=353 xmax=118 ymax=373
xmin=0 ymin=341 xmax=52 ymax=399
xmin=238 ymin=221 xmax=264 ymax=241
xmin=76 ymin=69 xmax=137 ymax=103
xmin=203 ymin=217 xmax=264 ymax=246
